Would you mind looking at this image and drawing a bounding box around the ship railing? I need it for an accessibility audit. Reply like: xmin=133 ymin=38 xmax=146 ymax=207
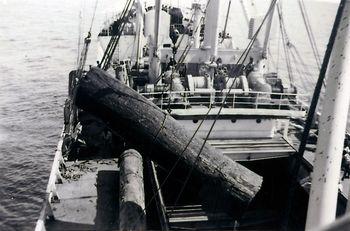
xmin=141 ymin=90 xmax=309 ymax=113
xmin=35 ymin=130 xmax=65 ymax=231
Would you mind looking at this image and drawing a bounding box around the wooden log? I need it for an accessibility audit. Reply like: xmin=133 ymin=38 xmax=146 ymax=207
xmin=76 ymin=67 xmax=263 ymax=210
xmin=119 ymin=149 xmax=146 ymax=231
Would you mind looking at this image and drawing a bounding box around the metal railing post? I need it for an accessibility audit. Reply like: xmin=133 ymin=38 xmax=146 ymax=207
xmin=279 ymin=93 xmax=282 ymax=110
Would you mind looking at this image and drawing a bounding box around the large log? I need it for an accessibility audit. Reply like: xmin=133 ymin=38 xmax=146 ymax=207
xmin=119 ymin=149 xmax=146 ymax=231
xmin=76 ymin=67 xmax=263 ymax=210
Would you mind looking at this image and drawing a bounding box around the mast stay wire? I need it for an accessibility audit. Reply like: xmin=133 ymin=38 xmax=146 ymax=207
xmin=276 ymin=2 xmax=315 ymax=90
xmin=89 ymin=0 xmax=99 ymax=32
xmin=297 ymin=0 xmax=327 ymax=117
xmin=267 ymin=47 xmax=277 ymax=71
xmin=102 ymin=0 xmax=135 ymax=70
xmin=76 ymin=0 xmax=99 ymax=79
xmin=281 ymin=0 xmax=347 ymax=228
xmin=98 ymin=0 xmax=135 ymax=70
xmin=276 ymin=17 xmax=281 ymax=73
xmin=289 ymin=50 xmax=314 ymax=93
xmin=75 ymin=0 xmax=99 ymax=80
xmin=154 ymin=0 xmax=212 ymax=84
xmin=277 ymin=1 xmax=324 ymax=93
xmin=76 ymin=9 xmax=84 ymax=67
xmin=172 ymin=0 xmax=279 ymax=208
xmin=133 ymin=0 xmax=279 ymax=223
xmin=221 ymin=0 xmax=232 ymax=43
xmin=276 ymin=3 xmax=294 ymax=87
xmin=138 ymin=2 xmax=213 ymax=215
xmin=158 ymin=1 xmax=209 ymax=114
xmin=289 ymin=45 xmax=318 ymax=92
xmin=298 ymin=0 xmax=322 ymax=71
xmin=165 ymin=3 xmax=208 ymax=112
xmin=70 ymin=0 xmax=99 ymax=133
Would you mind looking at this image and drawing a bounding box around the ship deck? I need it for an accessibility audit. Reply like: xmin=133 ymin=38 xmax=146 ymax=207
xmin=45 ymin=158 xmax=119 ymax=230
xmin=43 ymin=135 xmax=298 ymax=231
xmin=209 ymin=136 xmax=296 ymax=161
xmin=44 ymin=157 xmax=240 ymax=230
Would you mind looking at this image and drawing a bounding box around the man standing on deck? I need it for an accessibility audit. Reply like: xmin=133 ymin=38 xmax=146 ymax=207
xmin=245 ymin=57 xmax=254 ymax=76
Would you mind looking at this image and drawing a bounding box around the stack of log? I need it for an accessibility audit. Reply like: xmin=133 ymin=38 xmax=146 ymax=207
xmin=75 ymin=67 xmax=263 ymax=216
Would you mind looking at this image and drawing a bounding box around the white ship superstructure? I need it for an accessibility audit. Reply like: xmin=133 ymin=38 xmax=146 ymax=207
xmin=35 ymin=0 xmax=350 ymax=230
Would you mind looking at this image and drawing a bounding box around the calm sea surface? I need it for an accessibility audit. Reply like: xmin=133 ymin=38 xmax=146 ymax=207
xmin=0 ymin=0 xmax=339 ymax=230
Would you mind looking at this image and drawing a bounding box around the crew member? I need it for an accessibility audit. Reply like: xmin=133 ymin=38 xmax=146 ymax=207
xmin=245 ymin=57 xmax=254 ymax=76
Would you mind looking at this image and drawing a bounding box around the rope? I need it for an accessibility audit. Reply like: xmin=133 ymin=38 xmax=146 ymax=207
xmin=154 ymin=0 xmax=214 ymax=85
xmin=69 ymin=0 xmax=99 ymax=134
xmin=103 ymin=0 xmax=135 ymax=70
xmin=298 ymin=0 xmax=322 ymax=70
xmin=99 ymin=0 xmax=134 ymax=70
xmin=267 ymin=47 xmax=277 ymax=71
xmin=136 ymin=5 xmax=270 ymax=224
xmin=89 ymin=0 xmax=99 ymax=32
xmin=172 ymin=0 xmax=279 ymax=208
xmin=277 ymin=3 xmax=294 ymax=87
xmin=157 ymin=4 xmax=207 ymax=113
xmin=289 ymin=45 xmax=318 ymax=92
xmin=165 ymin=8 xmax=206 ymax=112
xmin=221 ymin=0 xmax=232 ymax=43
xmin=289 ymin=49 xmax=314 ymax=93
xmin=281 ymin=0 xmax=347 ymax=228
xmin=132 ymin=0 xmax=276 ymax=225
xmin=76 ymin=0 xmax=99 ymax=78
xmin=276 ymin=15 xmax=281 ymax=73
xmin=298 ymin=0 xmax=327 ymax=90
xmin=76 ymin=9 xmax=83 ymax=67
xmin=131 ymin=5 xmax=214 ymax=220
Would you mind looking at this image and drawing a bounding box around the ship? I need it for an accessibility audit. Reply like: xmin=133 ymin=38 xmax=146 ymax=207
xmin=35 ymin=0 xmax=350 ymax=230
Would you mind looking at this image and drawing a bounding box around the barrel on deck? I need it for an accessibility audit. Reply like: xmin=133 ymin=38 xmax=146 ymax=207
xmin=119 ymin=149 xmax=146 ymax=231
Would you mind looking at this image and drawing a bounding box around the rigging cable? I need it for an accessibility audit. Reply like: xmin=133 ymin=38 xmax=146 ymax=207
xmin=289 ymin=49 xmax=314 ymax=92
xmin=102 ymin=0 xmax=135 ymax=70
xmin=70 ymin=0 xmax=99 ymax=134
xmin=98 ymin=0 xmax=134 ymax=70
xmin=157 ymin=1 xmax=209 ymax=112
xmin=276 ymin=2 xmax=321 ymax=93
xmin=276 ymin=3 xmax=294 ymax=87
xmin=89 ymin=0 xmax=99 ymax=32
xmin=76 ymin=9 xmax=83 ymax=67
xmin=289 ymin=44 xmax=318 ymax=92
xmin=155 ymin=0 xmax=212 ymax=84
xmin=139 ymin=3 xmax=214 ymax=214
xmin=76 ymin=0 xmax=99 ymax=79
xmin=221 ymin=0 xmax=232 ymax=43
xmin=165 ymin=6 xmax=206 ymax=112
xmin=298 ymin=0 xmax=322 ymax=70
xmin=281 ymin=0 xmax=347 ymax=228
xmin=172 ymin=0 xmax=279 ymax=207
xmin=276 ymin=15 xmax=281 ymax=73
xmin=267 ymin=47 xmax=277 ymax=71
xmin=136 ymin=0 xmax=278 ymax=221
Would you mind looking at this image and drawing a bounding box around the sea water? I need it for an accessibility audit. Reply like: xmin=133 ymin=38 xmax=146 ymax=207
xmin=0 ymin=0 xmax=339 ymax=230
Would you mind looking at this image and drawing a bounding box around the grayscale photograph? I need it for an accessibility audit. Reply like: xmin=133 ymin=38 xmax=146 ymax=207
xmin=1 ymin=0 xmax=349 ymax=230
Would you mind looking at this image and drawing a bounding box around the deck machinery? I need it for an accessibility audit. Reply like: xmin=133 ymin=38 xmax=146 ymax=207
xmin=35 ymin=1 xmax=350 ymax=230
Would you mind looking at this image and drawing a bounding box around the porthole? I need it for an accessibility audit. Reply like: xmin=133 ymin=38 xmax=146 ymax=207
xmin=193 ymin=119 xmax=198 ymax=123
xmin=256 ymin=118 xmax=262 ymax=123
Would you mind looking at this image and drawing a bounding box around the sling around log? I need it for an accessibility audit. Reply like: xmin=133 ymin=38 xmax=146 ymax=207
xmin=75 ymin=67 xmax=263 ymax=211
